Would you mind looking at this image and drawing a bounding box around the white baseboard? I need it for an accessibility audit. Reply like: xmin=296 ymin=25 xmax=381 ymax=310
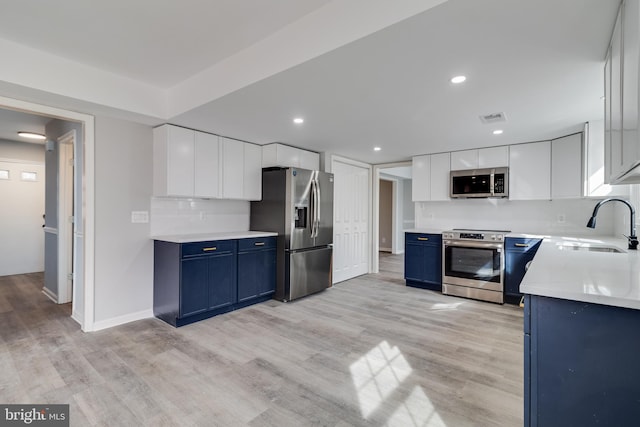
xmin=42 ymin=287 xmax=58 ymax=303
xmin=91 ymin=309 xmax=154 ymax=332
xmin=379 ymin=247 xmax=392 ymax=252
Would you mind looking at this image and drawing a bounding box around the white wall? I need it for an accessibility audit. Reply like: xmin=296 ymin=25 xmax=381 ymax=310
xmin=0 ymin=160 xmax=44 ymax=275
xmin=415 ymin=198 xmax=616 ymax=236
xmin=150 ymin=198 xmax=250 ymax=236
xmin=93 ymin=115 xmax=154 ymax=326
xmin=0 ymin=139 xmax=45 ymax=163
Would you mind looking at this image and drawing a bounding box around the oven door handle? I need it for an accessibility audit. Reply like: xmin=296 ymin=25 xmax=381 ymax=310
xmin=443 ymin=240 xmax=503 ymax=250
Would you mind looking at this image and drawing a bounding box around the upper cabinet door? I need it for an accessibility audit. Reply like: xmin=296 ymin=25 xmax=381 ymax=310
xmin=622 ymin=0 xmax=640 ymax=174
xmin=412 ymin=155 xmax=431 ymax=201
xmin=478 ymin=146 xmax=509 ymax=168
xmin=153 ymin=125 xmax=195 ymax=197
xmin=509 ymin=141 xmax=551 ymax=200
xmin=221 ymin=138 xmax=245 ymax=199
xmin=610 ymin=8 xmax=624 ymax=180
xmin=450 ymin=150 xmax=478 ymax=170
xmin=430 ymin=152 xmax=451 ymax=201
xmin=243 ymin=143 xmax=262 ymax=201
xmin=194 ymin=131 xmax=220 ymax=198
xmin=299 ymin=150 xmax=320 ymax=170
xmin=551 ymin=134 xmax=583 ymax=199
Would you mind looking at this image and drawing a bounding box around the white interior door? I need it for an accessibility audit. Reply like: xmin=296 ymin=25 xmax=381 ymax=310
xmin=333 ymin=159 xmax=370 ymax=283
xmin=0 ymin=160 xmax=45 ymax=276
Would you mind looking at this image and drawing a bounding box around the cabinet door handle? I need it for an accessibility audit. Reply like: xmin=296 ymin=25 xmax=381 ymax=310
xmin=417 ymin=237 xmax=429 ymax=241
xmin=514 ymin=243 xmax=528 ymax=247
xmin=254 ymin=242 xmax=265 ymax=246
xmin=202 ymin=247 xmax=217 ymax=252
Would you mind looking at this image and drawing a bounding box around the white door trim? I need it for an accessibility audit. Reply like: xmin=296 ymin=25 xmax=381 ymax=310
xmin=0 ymin=96 xmax=95 ymax=332
xmin=372 ymin=161 xmax=411 ymax=273
xmin=57 ymin=130 xmax=74 ymax=304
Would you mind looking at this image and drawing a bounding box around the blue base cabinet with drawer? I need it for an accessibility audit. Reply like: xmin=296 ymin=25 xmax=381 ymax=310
xmin=237 ymin=238 xmax=276 ymax=302
xmin=524 ymin=294 xmax=640 ymax=426
xmin=504 ymin=237 xmax=542 ymax=304
xmin=153 ymin=236 xmax=276 ymax=327
xmin=404 ymin=233 xmax=442 ymax=291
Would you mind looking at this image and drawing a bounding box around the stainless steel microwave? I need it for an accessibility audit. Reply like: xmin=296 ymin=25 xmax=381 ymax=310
xmin=450 ymin=167 xmax=509 ymax=198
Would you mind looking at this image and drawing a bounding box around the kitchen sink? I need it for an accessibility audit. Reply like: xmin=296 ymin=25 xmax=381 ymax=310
xmin=557 ymin=244 xmax=625 ymax=253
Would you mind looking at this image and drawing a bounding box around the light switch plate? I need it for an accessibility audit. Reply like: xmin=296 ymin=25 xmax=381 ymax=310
xmin=131 ymin=211 xmax=149 ymax=223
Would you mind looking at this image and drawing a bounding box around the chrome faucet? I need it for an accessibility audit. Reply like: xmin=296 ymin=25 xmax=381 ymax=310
xmin=586 ymin=198 xmax=638 ymax=250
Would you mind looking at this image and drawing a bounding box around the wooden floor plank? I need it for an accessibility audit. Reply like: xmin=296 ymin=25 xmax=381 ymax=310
xmin=0 ymin=259 xmax=524 ymax=426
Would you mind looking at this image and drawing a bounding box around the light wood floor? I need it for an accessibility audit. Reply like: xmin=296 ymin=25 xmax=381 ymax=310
xmin=0 ymin=270 xmax=524 ymax=427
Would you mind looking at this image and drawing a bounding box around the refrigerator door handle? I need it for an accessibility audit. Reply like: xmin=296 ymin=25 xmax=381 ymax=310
xmin=314 ymin=177 xmax=321 ymax=237
xmin=309 ymin=178 xmax=317 ymax=238
xmin=311 ymin=177 xmax=320 ymax=239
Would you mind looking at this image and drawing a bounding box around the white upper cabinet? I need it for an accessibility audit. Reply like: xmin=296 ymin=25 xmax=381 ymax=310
xmin=243 ymin=143 xmax=262 ymax=201
xmin=221 ymin=137 xmax=263 ymax=201
xmin=585 ymin=121 xmax=629 ymax=197
xmin=221 ymin=138 xmax=246 ymax=199
xmin=153 ymin=125 xmax=195 ymax=197
xmin=430 ymin=152 xmax=451 ymax=201
xmin=194 ymin=131 xmax=220 ymax=198
xmin=412 ymin=155 xmax=431 ymax=201
xmin=262 ymin=143 xmax=319 ymax=170
xmin=154 ymin=124 xmax=262 ymax=200
xmin=509 ymin=141 xmax=551 ymax=200
xmin=450 ymin=146 xmax=509 ymax=170
xmin=606 ymin=0 xmax=640 ymax=183
xmin=411 ymin=153 xmax=450 ymax=201
xmin=551 ymin=133 xmax=583 ymax=199
xmin=478 ymin=146 xmax=509 ymax=168
xmin=450 ymin=150 xmax=477 ymax=170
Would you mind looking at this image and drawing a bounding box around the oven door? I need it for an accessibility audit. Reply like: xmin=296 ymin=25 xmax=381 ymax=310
xmin=443 ymin=240 xmax=504 ymax=292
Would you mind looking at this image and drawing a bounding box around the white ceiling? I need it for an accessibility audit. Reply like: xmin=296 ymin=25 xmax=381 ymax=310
xmin=0 ymin=109 xmax=49 ymax=144
xmin=0 ymin=0 xmax=620 ymax=164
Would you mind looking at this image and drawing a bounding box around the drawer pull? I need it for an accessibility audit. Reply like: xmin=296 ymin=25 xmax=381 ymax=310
xmin=202 ymin=247 xmax=217 ymax=252
xmin=254 ymin=242 xmax=265 ymax=246
xmin=417 ymin=237 xmax=429 ymax=241
xmin=514 ymin=243 xmax=529 ymax=247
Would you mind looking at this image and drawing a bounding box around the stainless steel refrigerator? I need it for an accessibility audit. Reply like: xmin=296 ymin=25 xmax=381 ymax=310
xmin=250 ymin=167 xmax=334 ymax=301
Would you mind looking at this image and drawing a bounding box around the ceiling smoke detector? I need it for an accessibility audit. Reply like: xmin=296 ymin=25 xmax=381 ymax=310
xmin=479 ymin=112 xmax=507 ymax=124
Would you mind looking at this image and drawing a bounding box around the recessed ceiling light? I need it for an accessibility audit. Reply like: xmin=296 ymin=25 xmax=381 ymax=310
xmin=493 ymin=129 xmax=504 ymax=135
xmin=293 ymin=117 xmax=304 ymax=124
xmin=374 ymin=147 xmax=381 ymax=151
xmin=450 ymin=75 xmax=466 ymax=84
xmin=18 ymin=131 xmax=46 ymax=140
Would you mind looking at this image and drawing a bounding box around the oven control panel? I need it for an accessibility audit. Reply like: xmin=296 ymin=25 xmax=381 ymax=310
xmin=443 ymin=230 xmax=508 ymax=242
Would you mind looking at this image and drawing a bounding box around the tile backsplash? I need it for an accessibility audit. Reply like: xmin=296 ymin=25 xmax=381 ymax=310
xmin=150 ymin=197 xmax=250 ymax=236
xmin=415 ymin=198 xmax=617 ymax=236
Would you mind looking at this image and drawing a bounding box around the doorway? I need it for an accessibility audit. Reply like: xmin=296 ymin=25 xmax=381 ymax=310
xmin=372 ymin=162 xmax=414 ymax=279
xmin=0 ymin=96 xmax=95 ymax=331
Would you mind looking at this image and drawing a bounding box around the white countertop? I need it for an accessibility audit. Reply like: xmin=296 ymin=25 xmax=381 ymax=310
xmin=152 ymin=231 xmax=277 ymax=243
xmin=520 ymin=235 xmax=640 ymax=310
xmin=405 ymin=228 xmax=445 ymax=234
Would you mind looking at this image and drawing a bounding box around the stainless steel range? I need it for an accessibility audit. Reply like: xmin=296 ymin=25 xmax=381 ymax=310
xmin=442 ymin=229 xmax=510 ymax=304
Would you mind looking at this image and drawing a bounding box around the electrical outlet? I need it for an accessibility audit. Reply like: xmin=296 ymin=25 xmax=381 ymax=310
xmin=557 ymin=213 xmax=566 ymax=224
xmin=131 ymin=211 xmax=149 ymax=223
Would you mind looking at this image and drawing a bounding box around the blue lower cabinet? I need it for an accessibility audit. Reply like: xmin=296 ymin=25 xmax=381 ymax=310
xmin=404 ymin=233 xmax=442 ymax=291
xmin=238 ymin=240 xmax=276 ymax=302
xmin=524 ymin=294 xmax=640 ymax=426
xmin=153 ymin=236 xmax=276 ymax=327
xmin=505 ymin=237 xmax=542 ymax=304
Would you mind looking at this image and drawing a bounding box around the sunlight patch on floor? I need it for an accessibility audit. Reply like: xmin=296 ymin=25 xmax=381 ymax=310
xmin=350 ymin=341 xmax=447 ymax=426
xmin=431 ymin=302 xmax=464 ymax=311
xmin=386 ymin=386 xmax=447 ymax=427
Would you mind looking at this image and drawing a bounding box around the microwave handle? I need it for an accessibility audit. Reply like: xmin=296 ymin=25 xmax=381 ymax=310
xmin=489 ymin=171 xmax=495 ymax=196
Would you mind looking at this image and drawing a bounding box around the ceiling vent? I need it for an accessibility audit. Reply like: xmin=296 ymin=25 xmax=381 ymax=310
xmin=479 ymin=112 xmax=507 ymax=124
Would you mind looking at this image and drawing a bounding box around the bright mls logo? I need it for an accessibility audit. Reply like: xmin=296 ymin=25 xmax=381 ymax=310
xmin=0 ymin=405 xmax=69 ymax=426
